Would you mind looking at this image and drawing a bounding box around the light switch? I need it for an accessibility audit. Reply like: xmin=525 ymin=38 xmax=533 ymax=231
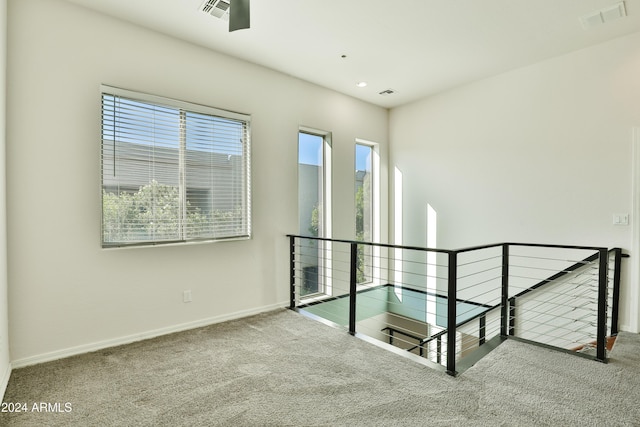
xmin=613 ymin=214 xmax=629 ymax=226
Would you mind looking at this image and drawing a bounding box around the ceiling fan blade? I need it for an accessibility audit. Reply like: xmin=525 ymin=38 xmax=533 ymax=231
xmin=229 ymin=0 xmax=250 ymax=32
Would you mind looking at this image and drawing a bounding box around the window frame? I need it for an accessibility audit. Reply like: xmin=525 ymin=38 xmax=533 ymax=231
xmin=100 ymin=85 xmax=251 ymax=248
xmin=355 ymin=139 xmax=380 ymax=287
xmin=297 ymin=127 xmax=332 ymax=297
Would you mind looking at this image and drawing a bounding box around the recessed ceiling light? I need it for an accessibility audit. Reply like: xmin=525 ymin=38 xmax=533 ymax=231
xmin=356 ymin=82 xmax=368 ymax=88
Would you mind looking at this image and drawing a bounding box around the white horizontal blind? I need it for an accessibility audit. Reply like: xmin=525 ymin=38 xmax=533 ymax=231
xmin=101 ymin=86 xmax=251 ymax=247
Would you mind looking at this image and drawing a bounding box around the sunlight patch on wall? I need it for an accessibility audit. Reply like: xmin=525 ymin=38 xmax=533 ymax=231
xmin=394 ymin=166 xmax=403 ymax=301
xmin=426 ymin=203 xmax=437 ymax=325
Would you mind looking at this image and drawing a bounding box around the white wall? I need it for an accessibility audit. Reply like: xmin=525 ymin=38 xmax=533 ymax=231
xmin=6 ymin=0 xmax=388 ymax=364
xmin=389 ymin=31 xmax=640 ymax=332
xmin=0 ymin=0 xmax=9 ymax=398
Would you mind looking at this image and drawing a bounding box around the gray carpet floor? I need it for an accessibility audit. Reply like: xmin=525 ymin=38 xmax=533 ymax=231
xmin=1 ymin=308 xmax=639 ymax=426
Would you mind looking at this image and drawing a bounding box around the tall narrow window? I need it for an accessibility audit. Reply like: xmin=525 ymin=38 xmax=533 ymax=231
xmin=355 ymin=143 xmax=374 ymax=284
xmin=298 ymin=129 xmax=331 ymax=296
xmin=101 ymin=86 xmax=251 ymax=248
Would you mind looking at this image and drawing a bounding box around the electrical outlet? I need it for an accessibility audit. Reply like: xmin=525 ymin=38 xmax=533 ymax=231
xmin=183 ymin=290 xmax=192 ymax=303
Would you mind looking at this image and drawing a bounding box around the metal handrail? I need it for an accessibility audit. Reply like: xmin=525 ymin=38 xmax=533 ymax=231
xmin=287 ymin=234 xmax=610 ymax=255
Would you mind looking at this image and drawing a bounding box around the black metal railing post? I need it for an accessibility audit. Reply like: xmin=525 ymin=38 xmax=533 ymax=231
xmin=446 ymin=251 xmax=458 ymax=376
xmin=508 ymin=297 xmax=516 ymax=336
xmin=289 ymin=235 xmax=296 ymax=310
xmin=500 ymin=244 xmax=510 ymax=337
xmin=611 ymin=248 xmax=622 ymax=336
xmin=349 ymin=242 xmax=358 ymax=336
xmin=596 ymin=248 xmax=609 ymax=362
xmin=479 ymin=314 xmax=486 ymax=346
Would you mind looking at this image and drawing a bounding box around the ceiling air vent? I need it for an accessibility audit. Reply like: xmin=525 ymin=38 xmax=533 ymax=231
xmin=580 ymin=1 xmax=627 ymax=29
xmin=200 ymin=0 xmax=231 ymax=20
xmin=379 ymin=89 xmax=396 ymax=96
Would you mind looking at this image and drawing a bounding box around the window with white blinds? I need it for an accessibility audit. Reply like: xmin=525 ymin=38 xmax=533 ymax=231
xmin=101 ymin=86 xmax=251 ymax=247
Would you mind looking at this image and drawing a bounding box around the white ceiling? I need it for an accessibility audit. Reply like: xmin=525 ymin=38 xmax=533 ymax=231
xmin=63 ymin=0 xmax=640 ymax=108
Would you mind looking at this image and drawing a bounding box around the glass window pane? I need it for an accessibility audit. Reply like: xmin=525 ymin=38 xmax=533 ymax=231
xmin=298 ymin=132 xmax=324 ymax=296
xmin=356 ymin=143 xmax=373 ymax=284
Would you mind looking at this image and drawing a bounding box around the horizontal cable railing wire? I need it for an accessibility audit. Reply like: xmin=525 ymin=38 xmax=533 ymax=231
xmin=506 ymin=246 xmax=603 ymax=352
xmin=288 ymin=235 xmax=624 ymax=376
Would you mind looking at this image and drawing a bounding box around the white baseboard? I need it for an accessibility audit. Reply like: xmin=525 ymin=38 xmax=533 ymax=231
xmin=0 ymin=362 xmax=11 ymax=401
xmin=619 ymin=324 xmax=638 ymax=334
xmin=11 ymin=302 xmax=289 ymax=369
